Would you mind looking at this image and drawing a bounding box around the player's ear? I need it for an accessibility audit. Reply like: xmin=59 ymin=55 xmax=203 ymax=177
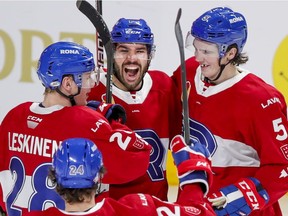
xmin=226 ymin=47 xmax=237 ymax=61
xmin=61 ymin=76 xmax=74 ymax=91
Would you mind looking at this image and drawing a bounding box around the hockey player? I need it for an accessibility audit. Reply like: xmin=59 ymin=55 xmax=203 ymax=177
xmin=88 ymin=18 xmax=182 ymax=200
xmin=23 ymin=136 xmax=216 ymax=216
xmin=172 ymin=7 xmax=288 ymax=216
xmin=0 ymin=41 xmax=151 ymax=215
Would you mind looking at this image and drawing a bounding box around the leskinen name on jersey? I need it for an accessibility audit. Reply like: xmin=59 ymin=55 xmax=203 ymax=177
xmin=8 ymin=132 xmax=60 ymax=158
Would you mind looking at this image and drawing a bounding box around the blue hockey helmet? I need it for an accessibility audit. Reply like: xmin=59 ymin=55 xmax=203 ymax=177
xmin=187 ymin=7 xmax=247 ymax=57
xmin=111 ymin=18 xmax=155 ymax=57
xmin=37 ymin=41 xmax=95 ymax=90
xmin=53 ymin=138 xmax=103 ymax=189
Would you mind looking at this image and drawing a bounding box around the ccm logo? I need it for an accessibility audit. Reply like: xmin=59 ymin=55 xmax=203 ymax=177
xmin=27 ymin=115 xmax=42 ymax=122
xmin=238 ymin=180 xmax=261 ymax=210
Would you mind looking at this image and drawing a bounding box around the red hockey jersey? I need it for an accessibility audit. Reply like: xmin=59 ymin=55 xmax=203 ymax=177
xmin=23 ymin=185 xmax=215 ymax=216
xmin=0 ymin=102 xmax=151 ymax=215
xmin=88 ymin=71 xmax=182 ymax=200
xmin=172 ymin=56 xmax=288 ymax=216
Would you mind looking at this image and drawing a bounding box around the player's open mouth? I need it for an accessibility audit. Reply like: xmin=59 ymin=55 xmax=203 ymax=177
xmin=124 ymin=66 xmax=139 ymax=82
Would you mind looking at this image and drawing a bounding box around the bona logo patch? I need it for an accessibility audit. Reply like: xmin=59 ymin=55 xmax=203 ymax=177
xmin=60 ymin=49 xmax=79 ymax=54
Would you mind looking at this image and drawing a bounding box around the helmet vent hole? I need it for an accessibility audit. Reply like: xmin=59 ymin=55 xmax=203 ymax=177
xmin=47 ymin=63 xmax=53 ymax=75
xmin=84 ymin=143 xmax=88 ymax=159
xmin=143 ymin=34 xmax=151 ymax=39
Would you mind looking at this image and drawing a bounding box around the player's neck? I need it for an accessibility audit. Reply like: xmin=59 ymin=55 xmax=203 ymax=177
xmin=210 ymin=64 xmax=239 ymax=85
xmin=65 ymin=198 xmax=95 ymax=212
xmin=42 ymin=92 xmax=71 ymax=107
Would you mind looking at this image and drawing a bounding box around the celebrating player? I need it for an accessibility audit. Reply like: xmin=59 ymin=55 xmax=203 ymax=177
xmin=23 ymin=136 xmax=215 ymax=216
xmin=172 ymin=6 xmax=288 ymax=215
xmin=88 ymin=18 xmax=182 ymax=200
xmin=0 ymin=41 xmax=151 ymax=215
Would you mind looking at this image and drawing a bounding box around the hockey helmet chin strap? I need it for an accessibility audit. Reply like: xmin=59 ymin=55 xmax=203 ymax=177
xmin=56 ymin=87 xmax=81 ymax=106
xmin=204 ymin=58 xmax=231 ymax=83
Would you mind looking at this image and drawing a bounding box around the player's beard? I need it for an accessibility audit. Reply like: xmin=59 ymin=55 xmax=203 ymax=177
xmin=114 ymin=62 xmax=149 ymax=91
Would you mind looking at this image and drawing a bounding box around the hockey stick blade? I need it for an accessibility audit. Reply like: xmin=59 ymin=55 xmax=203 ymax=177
xmin=76 ymin=0 xmax=113 ymax=103
xmin=175 ymin=8 xmax=190 ymax=145
xmin=77 ymin=0 xmax=110 ymax=46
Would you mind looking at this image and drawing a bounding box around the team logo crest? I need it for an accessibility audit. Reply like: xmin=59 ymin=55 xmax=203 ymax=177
xmin=184 ymin=206 xmax=201 ymax=215
xmin=280 ymin=144 xmax=288 ymax=160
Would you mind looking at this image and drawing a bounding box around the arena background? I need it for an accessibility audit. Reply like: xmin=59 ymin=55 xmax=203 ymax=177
xmin=0 ymin=0 xmax=287 ymax=212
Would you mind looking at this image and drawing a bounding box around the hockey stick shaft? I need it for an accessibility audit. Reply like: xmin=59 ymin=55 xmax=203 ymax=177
xmin=95 ymin=0 xmax=104 ymax=68
xmin=175 ymin=8 xmax=190 ymax=145
xmin=76 ymin=0 xmax=113 ymax=103
xmin=94 ymin=0 xmax=112 ymax=103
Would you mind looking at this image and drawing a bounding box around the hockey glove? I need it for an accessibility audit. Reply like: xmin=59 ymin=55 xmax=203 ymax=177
xmin=208 ymin=177 xmax=269 ymax=216
xmin=87 ymin=100 xmax=127 ymax=124
xmin=170 ymin=135 xmax=213 ymax=196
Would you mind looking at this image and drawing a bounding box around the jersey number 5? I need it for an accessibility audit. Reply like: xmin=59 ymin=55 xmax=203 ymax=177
xmin=273 ymin=118 xmax=288 ymax=141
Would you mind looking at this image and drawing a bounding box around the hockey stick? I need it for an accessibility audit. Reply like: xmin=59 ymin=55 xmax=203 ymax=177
xmin=175 ymin=8 xmax=190 ymax=145
xmin=76 ymin=0 xmax=113 ymax=103
xmin=95 ymin=0 xmax=104 ymax=69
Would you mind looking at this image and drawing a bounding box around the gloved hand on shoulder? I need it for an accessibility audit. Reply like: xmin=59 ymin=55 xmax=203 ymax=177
xmin=170 ymin=135 xmax=213 ymax=196
xmin=87 ymin=100 xmax=127 ymax=124
xmin=208 ymin=177 xmax=269 ymax=216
